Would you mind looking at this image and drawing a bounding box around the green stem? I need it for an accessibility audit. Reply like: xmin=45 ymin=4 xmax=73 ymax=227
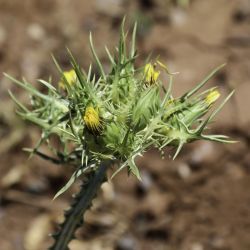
xmin=49 ymin=161 xmax=110 ymax=250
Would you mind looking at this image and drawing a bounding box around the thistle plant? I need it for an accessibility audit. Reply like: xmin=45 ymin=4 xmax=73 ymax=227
xmin=7 ymin=20 xmax=234 ymax=250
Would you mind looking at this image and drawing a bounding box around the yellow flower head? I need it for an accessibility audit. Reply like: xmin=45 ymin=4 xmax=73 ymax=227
xmin=144 ymin=63 xmax=160 ymax=85
xmin=83 ymin=105 xmax=102 ymax=133
xmin=205 ymin=90 xmax=220 ymax=105
xmin=59 ymin=69 xmax=77 ymax=89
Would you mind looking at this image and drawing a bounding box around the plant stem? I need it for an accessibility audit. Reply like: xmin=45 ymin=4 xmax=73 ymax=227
xmin=49 ymin=161 xmax=110 ymax=250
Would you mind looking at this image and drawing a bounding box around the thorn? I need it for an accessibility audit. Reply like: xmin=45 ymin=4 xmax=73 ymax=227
xmin=173 ymin=141 xmax=184 ymax=160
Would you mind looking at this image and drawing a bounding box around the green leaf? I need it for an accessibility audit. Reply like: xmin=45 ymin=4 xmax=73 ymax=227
xmin=53 ymin=165 xmax=94 ymax=199
xmin=38 ymin=79 xmax=57 ymax=93
xmin=131 ymin=22 xmax=137 ymax=58
xmin=5 ymin=73 xmax=52 ymax=102
xmin=111 ymin=161 xmax=128 ymax=179
xmin=181 ymin=63 xmax=226 ymax=100
xmin=8 ymin=90 xmax=29 ymax=112
xmin=173 ymin=141 xmax=184 ymax=160
xmin=89 ymin=33 xmax=106 ymax=80
xmin=128 ymin=158 xmax=141 ymax=180
xmin=196 ymin=90 xmax=234 ymax=133
xmin=105 ymin=46 xmax=115 ymax=65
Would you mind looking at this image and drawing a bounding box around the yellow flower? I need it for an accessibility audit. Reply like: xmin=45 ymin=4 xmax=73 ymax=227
xmin=59 ymin=69 xmax=77 ymax=89
xmin=83 ymin=106 xmax=102 ymax=133
xmin=205 ymin=90 xmax=220 ymax=105
xmin=144 ymin=63 xmax=160 ymax=85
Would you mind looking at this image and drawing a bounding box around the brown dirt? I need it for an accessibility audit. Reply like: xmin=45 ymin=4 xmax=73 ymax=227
xmin=0 ymin=0 xmax=250 ymax=250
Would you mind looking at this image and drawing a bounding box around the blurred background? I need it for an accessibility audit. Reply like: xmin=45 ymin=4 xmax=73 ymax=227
xmin=0 ymin=0 xmax=250 ymax=249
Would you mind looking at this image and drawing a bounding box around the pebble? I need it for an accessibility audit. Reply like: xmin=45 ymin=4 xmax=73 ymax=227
xmin=210 ymin=236 xmax=225 ymax=248
xmin=27 ymin=23 xmax=46 ymax=41
xmin=170 ymin=8 xmax=188 ymax=27
xmin=177 ymin=162 xmax=191 ymax=179
xmin=191 ymin=242 xmax=204 ymax=250
xmin=189 ymin=141 xmax=216 ymax=165
xmin=140 ymin=170 xmax=153 ymax=191
xmin=102 ymin=182 xmax=115 ymax=202
xmin=116 ymin=234 xmax=137 ymax=250
xmin=95 ymin=0 xmax=124 ymax=17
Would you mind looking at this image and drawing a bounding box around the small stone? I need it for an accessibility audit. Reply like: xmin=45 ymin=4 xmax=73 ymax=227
xmin=102 ymin=182 xmax=115 ymax=202
xmin=144 ymin=190 xmax=171 ymax=215
xmin=170 ymin=8 xmax=188 ymax=27
xmin=95 ymin=0 xmax=124 ymax=17
xmin=27 ymin=23 xmax=46 ymax=41
xmin=191 ymin=242 xmax=204 ymax=250
xmin=135 ymin=170 xmax=153 ymax=198
xmin=189 ymin=141 xmax=217 ymax=165
xmin=140 ymin=170 xmax=153 ymax=191
xmin=210 ymin=236 xmax=225 ymax=248
xmin=176 ymin=162 xmax=191 ymax=179
xmin=116 ymin=234 xmax=137 ymax=250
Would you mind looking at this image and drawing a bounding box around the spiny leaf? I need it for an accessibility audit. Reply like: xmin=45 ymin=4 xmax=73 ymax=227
xmin=38 ymin=79 xmax=57 ymax=93
xmin=131 ymin=22 xmax=137 ymax=58
xmin=105 ymin=46 xmax=115 ymax=65
xmin=128 ymin=158 xmax=141 ymax=180
xmin=8 ymin=90 xmax=29 ymax=112
xmin=173 ymin=141 xmax=184 ymax=160
xmin=196 ymin=90 xmax=234 ymax=133
xmin=89 ymin=33 xmax=106 ymax=80
xmin=53 ymin=166 xmax=91 ymax=199
xmin=181 ymin=63 xmax=226 ymax=100
xmin=5 ymin=73 xmax=52 ymax=102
